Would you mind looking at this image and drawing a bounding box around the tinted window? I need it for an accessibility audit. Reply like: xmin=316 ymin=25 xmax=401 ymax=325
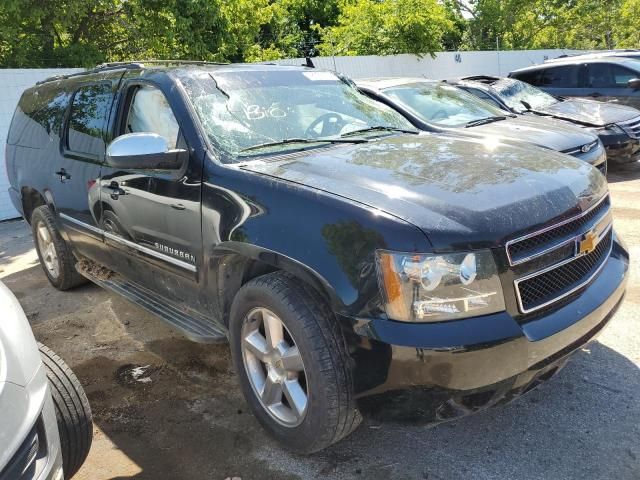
xmin=8 ymin=87 xmax=71 ymax=146
xmin=539 ymin=66 xmax=580 ymax=87
xmin=67 ymin=83 xmax=113 ymax=156
xmin=125 ymin=85 xmax=180 ymax=149
xmin=587 ymin=63 xmax=638 ymax=88
xmin=511 ymin=70 xmax=543 ymax=86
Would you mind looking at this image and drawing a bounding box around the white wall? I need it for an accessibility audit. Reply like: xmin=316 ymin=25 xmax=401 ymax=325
xmin=0 ymin=69 xmax=82 ymax=221
xmin=270 ymin=49 xmax=587 ymax=79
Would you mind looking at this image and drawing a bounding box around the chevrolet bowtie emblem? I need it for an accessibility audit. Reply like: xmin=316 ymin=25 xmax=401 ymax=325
xmin=578 ymin=230 xmax=598 ymax=255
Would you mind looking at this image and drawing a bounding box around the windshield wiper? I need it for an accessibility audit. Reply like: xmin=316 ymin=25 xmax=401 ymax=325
xmin=339 ymin=126 xmax=419 ymax=137
xmin=465 ymin=116 xmax=507 ymax=128
xmin=519 ymin=100 xmax=551 ymax=116
xmin=239 ymin=137 xmax=367 ymax=153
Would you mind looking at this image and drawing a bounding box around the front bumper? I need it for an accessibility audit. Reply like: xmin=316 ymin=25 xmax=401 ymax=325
xmin=0 ymin=365 xmax=63 ymax=480
xmin=344 ymin=238 xmax=628 ymax=421
xmin=599 ymin=133 xmax=640 ymax=164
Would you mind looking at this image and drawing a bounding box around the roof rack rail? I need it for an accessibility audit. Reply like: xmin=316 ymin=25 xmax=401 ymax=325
xmin=35 ymin=62 xmax=143 ymax=85
xmin=96 ymin=60 xmax=229 ymax=68
xmin=35 ymin=59 xmax=230 ymax=86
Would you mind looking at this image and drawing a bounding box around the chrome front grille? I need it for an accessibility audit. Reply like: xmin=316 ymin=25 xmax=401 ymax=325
xmin=619 ymin=116 xmax=640 ymax=139
xmin=507 ymin=194 xmax=610 ymax=266
xmin=516 ymin=229 xmax=612 ymax=313
xmin=508 ymin=194 xmax=613 ymax=314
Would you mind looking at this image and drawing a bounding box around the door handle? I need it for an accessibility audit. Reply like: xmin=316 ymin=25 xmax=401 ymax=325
xmin=170 ymin=203 xmax=186 ymax=211
xmin=589 ymin=92 xmax=602 ymax=98
xmin=55 ymin=168 xmax=71 ymax=182
xmin=106 ymin=181 xmax=126 ymax=200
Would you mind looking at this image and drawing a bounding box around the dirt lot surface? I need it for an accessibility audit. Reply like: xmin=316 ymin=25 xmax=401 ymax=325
xmin=1 ymin=163 xmax=639 ymax=480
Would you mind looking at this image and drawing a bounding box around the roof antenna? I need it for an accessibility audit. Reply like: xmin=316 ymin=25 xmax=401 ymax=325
xmin=304 ymin=57 xmax=315 ymax=68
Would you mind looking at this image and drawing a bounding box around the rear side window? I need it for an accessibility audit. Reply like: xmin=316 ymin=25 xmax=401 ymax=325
xmin=66 ymin=83 xmax=114 ymax=157
xmin=539 ymin=66 xmax=580 ymax=87
xmin=587 ymin=63 xmax=637 ymax=88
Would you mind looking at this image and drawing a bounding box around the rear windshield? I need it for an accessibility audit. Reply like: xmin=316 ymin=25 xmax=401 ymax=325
xmin=180 ymin=69 xmax=413 ymax=160
xmin=382 ymin=82 xmax=506 ymax=127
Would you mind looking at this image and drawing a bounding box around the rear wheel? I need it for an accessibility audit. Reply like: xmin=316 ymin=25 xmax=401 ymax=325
xmin=31 ymin=206 xmax=86 ymax=290
xmin=229 ymin=272 xmax=361 ymax=453
xmin=39 ymin=343 xmax=93 ymax=479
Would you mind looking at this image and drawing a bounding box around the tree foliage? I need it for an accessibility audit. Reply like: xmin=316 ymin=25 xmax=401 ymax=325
xmin=0 ymin=0 xmax=638 ymax=68
xmin=318 ymin=0 xmax=454 ymax=57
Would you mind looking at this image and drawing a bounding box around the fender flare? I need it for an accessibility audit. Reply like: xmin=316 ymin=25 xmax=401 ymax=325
xmin=211 ymin=241 xmax=346 ymax=317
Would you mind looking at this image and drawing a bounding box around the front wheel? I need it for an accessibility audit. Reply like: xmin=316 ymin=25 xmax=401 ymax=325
xmin=229 ymin=272 xmax=361 ymax=453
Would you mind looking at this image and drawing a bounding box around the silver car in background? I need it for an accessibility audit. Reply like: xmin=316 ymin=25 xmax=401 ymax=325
xmin=0 ymin=282 xmax=92 ymax=480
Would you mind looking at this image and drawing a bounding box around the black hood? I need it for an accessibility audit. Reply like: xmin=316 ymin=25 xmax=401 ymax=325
xmin=536 ymin=98 xmax=640 ymax=127
xmin=241 ymin=134 xmax=607 ymax=250
xmin=462 ymin=115 xmax=597 ymax=152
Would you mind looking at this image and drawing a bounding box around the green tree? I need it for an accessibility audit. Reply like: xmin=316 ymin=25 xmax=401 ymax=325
xmin=318 ymin=0 xmax=455 ymax=57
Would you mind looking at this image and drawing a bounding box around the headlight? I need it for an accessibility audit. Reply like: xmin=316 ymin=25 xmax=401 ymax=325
xmin=600 ymin=124 xmax=625 ymax=135
xmin=376 ymin=250 xmax=505 ymax=322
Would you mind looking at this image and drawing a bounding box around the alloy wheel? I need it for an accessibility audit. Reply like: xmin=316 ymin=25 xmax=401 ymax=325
xmin=36 ymin=221 xmax=60 ymax=278
xmin=241 ymin=307 xmax=308 ymax=427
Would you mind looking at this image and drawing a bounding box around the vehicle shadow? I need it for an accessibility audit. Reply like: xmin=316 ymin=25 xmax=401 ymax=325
xmin=607 ymin=160 xmax=640 ymax=183
xmin=74 ymin=335 xmax=640 ymax=480
xmin=3 ymin=265 xmax=638 ymax=480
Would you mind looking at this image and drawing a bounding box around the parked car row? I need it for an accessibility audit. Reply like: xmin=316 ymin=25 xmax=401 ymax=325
xmin=356 ymin=77 xmax=607 ymax=172
xmin=4 ymin=58 xmax=630 ymax=459
xmin=448 ymin=76 xmax=640 ymax=165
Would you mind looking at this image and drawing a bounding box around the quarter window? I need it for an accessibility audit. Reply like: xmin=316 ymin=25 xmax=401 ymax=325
xmin=67 ymin=83 xmax=113 ymax=156
xmin=125 ymin=85 xmax=179 ymax=149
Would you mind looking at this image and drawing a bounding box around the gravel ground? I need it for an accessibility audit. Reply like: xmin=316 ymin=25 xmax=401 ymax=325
xmin=1 ymin=163 xmax=639 ymax=480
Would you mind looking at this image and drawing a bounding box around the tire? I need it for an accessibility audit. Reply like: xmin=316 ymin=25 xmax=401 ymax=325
xmin=31 ymin=205 xmax=86 ymax=290
xmin=229 ymin=271 xmax=361 ymax=453
xmin=38 ymin=343 xmax=93 ymax=479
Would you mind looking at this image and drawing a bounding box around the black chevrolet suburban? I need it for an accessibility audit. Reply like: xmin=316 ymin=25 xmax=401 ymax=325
xmin=5 ymin=62 xmax=629 ymax=453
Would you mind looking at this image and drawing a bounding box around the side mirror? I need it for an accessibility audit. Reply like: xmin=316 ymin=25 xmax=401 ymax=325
xmin=628 ymin=78 xmax=640 ymax=90
xmin=106 ymin=133 xmax=187 ymax=170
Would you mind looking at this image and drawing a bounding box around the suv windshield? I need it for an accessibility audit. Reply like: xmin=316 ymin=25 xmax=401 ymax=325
xmin=180 ymin=68 xmax=415 ymax=160
xmin=382 ymin=82 xmax=508 ymax=127
xmin=493 ymin=78 xmax=558 ymax=113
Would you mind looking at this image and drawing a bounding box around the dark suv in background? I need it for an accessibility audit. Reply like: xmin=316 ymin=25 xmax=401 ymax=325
xmin=449 ymin=75 xmax=640 ymax=165
xmin=5 ymin=61 xmax=629 ymax=453
xmin=509 ymin=56 xmax=640 ymax=110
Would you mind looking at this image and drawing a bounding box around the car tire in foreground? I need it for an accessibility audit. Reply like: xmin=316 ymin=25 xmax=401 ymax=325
xmin=39 ymin=343 xmax=93 ymax=479
xmin=31 ymin=206 xmax=87 ymax=291
xmin=229 ymin=271 xmax=361 ymax=453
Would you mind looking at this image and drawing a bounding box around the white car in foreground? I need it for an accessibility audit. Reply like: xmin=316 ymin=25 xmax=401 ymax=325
xmin=0 ymin=281 xmax=92 ymax=479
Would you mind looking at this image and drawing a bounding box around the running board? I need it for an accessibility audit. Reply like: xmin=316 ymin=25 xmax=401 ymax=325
xmin=77 ymin=261 xmax=227 ymax=344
